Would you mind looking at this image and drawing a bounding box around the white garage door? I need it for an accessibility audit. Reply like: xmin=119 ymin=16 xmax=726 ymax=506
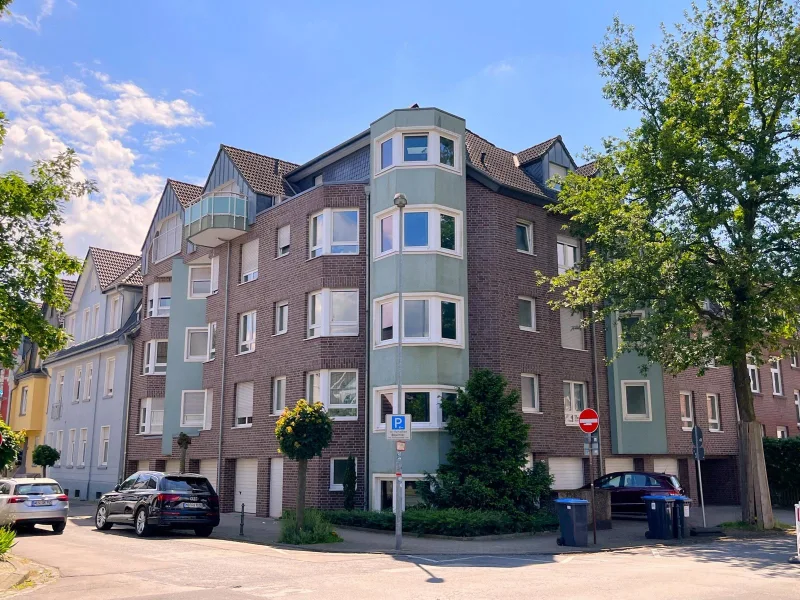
xmin=165 ymin=459 xmax=180 ymax=473
xmin=269 ymin=457 xmax=283 ymax=518
xmin=604 ymin=457 xmax=634 ymax=474
xmin=235 ymin=458 xmax=259 ymax=514
xmin=653 ymin=458 xmax=679 ymax=476
xmin=548 ymin=457 xmax=584 ymax=490
xmin=199 ymin=459 xmax=218 ymax=491
xmin=137 ymin=460 xmax=149 ymax=472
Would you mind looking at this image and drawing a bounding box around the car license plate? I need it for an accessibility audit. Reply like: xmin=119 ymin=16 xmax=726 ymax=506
xmin=32 ymin=500 xmax=52 ymax=506
xmin=182 ymin=502 xmax=204 ymax=509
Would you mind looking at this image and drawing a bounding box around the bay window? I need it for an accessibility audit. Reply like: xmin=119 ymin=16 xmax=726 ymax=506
xmin=306 ymin=369 xmax=358 ymax=420
xmin=308 ymin=208 xmax=359 ymax=258
xmin=143 ymin=340 xmax=168 ymax=374
xmin=375 ymin=128 xmax=461 ymax=175
xmin=374 ymin=206 xmax=462 ymax=258
xmin=373 ymin=293 xmax=463 ymax=347
xmin=147 ymin=281 xmax=171 ymax=317
xmin=372 ymin=385 xmax=456 ymax=431
xmin=307 ymin=289 xmax=358 ymax=338
xmin=139 ymin=397 xmax=164 ymax=435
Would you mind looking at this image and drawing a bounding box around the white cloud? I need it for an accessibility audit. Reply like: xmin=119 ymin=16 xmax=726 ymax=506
xmin=482 ymin=60 xmax=515 ymax=77
xmin=181 ymin=88 xmax=200 ymax=97
xmin=2 ymin=0 xmax=56 ymax=33
xmin=0 ymin=50 xmax=209 ymax=256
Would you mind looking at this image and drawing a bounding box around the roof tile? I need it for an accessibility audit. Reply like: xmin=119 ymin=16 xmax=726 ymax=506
xmin=89 ymin=247 xmax=141 ymax=290
xmin=575 ymin=161 xmax=600 ymax=177
xmin=515 ymin=135 xmax=561 ymax=166
xmin=167 ymin=180 xmax=203 ymax=208
xmin=221 ymin=145 xmax=299 ymax=197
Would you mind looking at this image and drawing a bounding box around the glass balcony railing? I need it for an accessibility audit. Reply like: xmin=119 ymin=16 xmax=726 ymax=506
xmin=184 ymin=192 xmax=249 ymax=246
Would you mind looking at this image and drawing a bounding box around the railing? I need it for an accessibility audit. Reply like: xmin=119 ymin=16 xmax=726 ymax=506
xmin=152 ymin=225 xmax=181 ymax=263
xmin=183 ymin=192 xmax=248 ymax=239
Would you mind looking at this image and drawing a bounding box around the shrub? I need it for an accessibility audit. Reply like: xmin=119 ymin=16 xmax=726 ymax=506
xmin=278 ymin=509 xmax=341 ymax=545
xmin=0 ymin=527 xmax=15 ymax=559
xmin=763 ymin=437 xmax=800 ymax=506
xmin=342 ymin=455 xmax=356 ymax=511
xmin=32 ymin=445 xmax=60 ymax=477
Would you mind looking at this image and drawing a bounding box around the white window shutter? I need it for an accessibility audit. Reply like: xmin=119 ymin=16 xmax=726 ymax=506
xmin=236 ymin=382 xmax=254 ymax=421
xmin=204 ymin=390 xmax=213 ymax=430
xmin=241 ymin=240 xmax=259 ymax=280
xmin=560 ymin=309 xmax=584 ymax=350
xmin=211 ymin=255 xmax=219 ymax=293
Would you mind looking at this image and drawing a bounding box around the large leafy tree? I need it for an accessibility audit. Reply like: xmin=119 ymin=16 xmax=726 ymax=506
xmin=547 ymin=0 xmax=800 ymax=528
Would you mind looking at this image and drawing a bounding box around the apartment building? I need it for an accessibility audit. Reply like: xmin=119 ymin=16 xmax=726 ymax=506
xmin=43 ymin=248 xmax=142 ymax=500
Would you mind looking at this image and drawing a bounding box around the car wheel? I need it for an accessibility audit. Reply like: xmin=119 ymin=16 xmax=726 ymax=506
xmin=134 ymin=508 xmax=151 ymax=538
xmin=194 ymin=526 xmax=213 ymax=538
xmin=51 ymin=521 xmax=66 ymax=534
xmin=95 ymin=504 xmax=113 ymax=531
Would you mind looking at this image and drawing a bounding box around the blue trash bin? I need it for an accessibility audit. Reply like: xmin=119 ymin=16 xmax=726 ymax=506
xmin=555 ymin=498 xmax=589 ymax=547
xmin=643 ymin=495 xmax=676 ymax=540
xmin=672 ymin=496 xmax=691 ymax=539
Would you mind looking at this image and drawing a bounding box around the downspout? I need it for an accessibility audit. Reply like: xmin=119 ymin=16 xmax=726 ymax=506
xmin=363 ymin=185 xmax=371 ymax=511
xmin=589 ymin=306 xmax=604 ymax=478
xmin=118 ymin=324 xmax=136 ymax=487
xmin=216 ymin=242 xmax=231 ymax=491
xmin=85 ymin=348 xmax=103 ymax=500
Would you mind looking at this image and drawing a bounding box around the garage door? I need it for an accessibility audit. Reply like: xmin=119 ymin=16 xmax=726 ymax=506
xmin=137 ymin=460 xmax=149 ymax=472
xmin=548 ymin=457 xmax=584 ymax=490
xmin=165 ymin=459 xmax=180 ymax=473
xmin=199 ymin=459 xmax=218 ymax=491
xmin=653 ymin=458 xmax=679 ymax=476
xmin=604 ymin=457 xmax=634 ymax=474
xmin=235 ymin=458 xmax=259 ymax=514
xmin=269 ymin=457 xmax=283 ymax=518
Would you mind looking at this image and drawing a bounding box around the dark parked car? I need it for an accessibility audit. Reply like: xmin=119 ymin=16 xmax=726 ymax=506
xmin=583 ymin=471 xmax=685 ymax=515
xmin=95 ymin=471 xmax=220 ymax=537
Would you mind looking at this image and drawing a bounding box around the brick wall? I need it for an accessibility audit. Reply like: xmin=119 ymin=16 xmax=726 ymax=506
xmin=751 ymin=354 xmax=800 ymax=437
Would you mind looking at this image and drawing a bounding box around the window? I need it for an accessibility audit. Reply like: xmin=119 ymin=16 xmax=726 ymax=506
xmin=521 ymin=374 xmax=540 ymax=413
xmin=273 ymin=377 xmax=286 ymax=415
xmin=791 ymin=351 xmax=798 ymax=368
xmin=65 ymin=314 xmax=76 ymax=346
xmin=680 ymin=392 xmax=694 ymax=430
xmin=180 ymin=390 xmax=212 ymax=429
xmin=238 ymin=311 xmax=256 ymax=354
xmin=404 ymin=212 xmax=428 ymax=248
xmin=549 ymin=163 xmax=568 ymax=190
xmin=747 ymin=355 xmax=760 ymax=393
xmin=73 ymin=366 xmax=82 ymax=402
xmin=46 ymin=432 xmax=53 ymax=447
xmin=277 ymin=225 xmax=290 ymax=257
xmin=707 ymin=393 xmax=721 ymax=432
xmin=516 ymin=220 xmax=533 ymax=254
xmin=151 ymin=213 xmax=181 ymax=263
xmin=235 ymin=382 xmax=254 ymax=427
xmin=55 ymin=430 xmax=63 ymax=466
xmin=207 ymin=322 xmax=217 ymax=361
xmin=308 ymin=209 xmax=359 ymax=258
xmin=108 ymin=296 xmax=121 ymax=332
xmin=770 ymin=358 xmax=783 ymax=395
xmin=98 ymin=426 xmax=110 ymax=466
xmin=139 ymin=397 xmax=164 ymax=435
xmin=617 ymin=311 xmax=644 ymax=342
xmin=85 ymin=362 xmax=93 ymax=401
xmin=403 ymin=134 xmax=428 ymax=161
xmin=67 ymin=429 xmax=76 ymax=467
xmin=239 ymin=239 xmax=259 ymax=283
xmin=274 ymin=301 xmax=288 ymax=335
xmin=185 ymin=328 xmax=209 ymax=362
xmin=19 ymin=387 xmax=28 ymax=415
xmin=379 ymin=214 xmax=394 ymax=256
xmin=557 ymin=237 xmax=579 ymax=274
xmin=405 ymin=299 xmax=429 ymax=339
xmin=147 ymin=281 xmax=171 ymax=317
xmin=761 ymin=423 xmax=767 ymax=437
xmin=211 ymin=255 xmax=219 ymax=293
xmin=622 ymin=380 xmax=652 ymax=421
xmin=777 ymin=426 xmax=789 ymax=439
xmin=372 ymin=386 xmax=454 ymax=431
xmin=560 ymin=309 xmax=585 ymax=350
xmin=440 ymin=213 xmax=456 ymax=251
xmin=439 ymin=135 xmax=455 ymax=167
xmin=188 ymin=266 xmax=212 ymax=299
xmin=330 ymin=457 xmax=357 ymax=492
xmin=314 ymin=174 xmax=323 ymax=186
xmin=306 ymin=370 xmax=358 ymax=420
xmin=82 ymin=308 xmax=90 ymax=341
xmin=104 ymin=358 xmax=115 ymax=396
xmin=795 ymin=390 xmax=800 ymax=425
xmin=373 ymin=293 xmax=463 ymax=347
xmin=56 ymin=371 xmax=65 ymax=404
xmin=518 ymin=297 xmax=536 ymax=331
xmin=78 ymin=429 xmax=88 ymax=466
xmin=563 ymin=381 xmax=586 ymax=425
xmin=143 ymin=341 xmax=167 ymax=374
xmin=93 ymin=304 xmax=101 ymax=338
xmin=380 ymin=138 xmax=393 ymax=170
xmin=307 ymin=289 xmax=358 ymax=338
xmin=374 ymin=206 xmax=462 ymax=258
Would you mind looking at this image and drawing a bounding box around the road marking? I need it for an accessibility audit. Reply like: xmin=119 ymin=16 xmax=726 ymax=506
xmin=651 ymin=548 xmax=661 ymax=557
xmin=559 ymin=555 xmax=575 ymax=564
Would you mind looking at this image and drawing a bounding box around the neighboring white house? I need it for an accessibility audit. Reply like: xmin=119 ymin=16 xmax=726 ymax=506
xmin=43 ymin=247 xmax=142 ymax=501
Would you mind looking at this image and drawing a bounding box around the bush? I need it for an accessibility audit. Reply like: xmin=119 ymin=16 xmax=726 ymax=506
xmin=0 ymin=527 xmax=15 ymax=559
xmin=325 ymin=508 xmax=559 ymax=537
xmin=342 ymin=455 xmax=356 ymax=511
xmin=32 ymin=445 xmax=60 ymax=477
xmin=763 ymin=437 xmax=800 ymax=506
xmin=278 ymin=509 xmax=341 ymax=545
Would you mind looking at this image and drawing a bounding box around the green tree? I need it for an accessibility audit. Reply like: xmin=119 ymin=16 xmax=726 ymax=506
xmin=545 ymin=0 xmax=800 ymax=528
xmin=275 ymin=400 xmax=333 ymax=530
xmin=32 ymin=444 xmax=60 ymax=477
xmin=176 ymin=432 xmax=191 ymax=474
xmin=0 ymin=421 xmax=25 ymax=473
xmin=419 ymin=369 xmax=552 ymax=513
xmin=342 ymin=455 xmax=356 ymax=511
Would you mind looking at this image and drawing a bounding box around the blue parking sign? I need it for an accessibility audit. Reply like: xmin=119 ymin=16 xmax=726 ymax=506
xmin=392 ymin=415 xmax=406 ymax=430
xmin=386 ymin=413 xmax=411 ymax=440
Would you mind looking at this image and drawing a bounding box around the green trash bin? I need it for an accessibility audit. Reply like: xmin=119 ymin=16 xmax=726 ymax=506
xmin=643 ymin=495 xmax=676 ymax=540
xmin=672 ymin=496 xmax=691 ymax=539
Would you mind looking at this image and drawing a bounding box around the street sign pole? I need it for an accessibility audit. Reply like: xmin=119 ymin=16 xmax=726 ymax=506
xmin=588 ymin=434 xmax=597 ymax=545
xmin=387 ymin=414 xmax=411 ymax=552
xmin=394 ymin=193 xmax=406 ymax=553
xmin=395 ymin=448 xmax=402 ymax=551
xmin=579 ymin=409 xmax=600 ymax=545
xmin=693 ymin=425 xmax=707 ymax=528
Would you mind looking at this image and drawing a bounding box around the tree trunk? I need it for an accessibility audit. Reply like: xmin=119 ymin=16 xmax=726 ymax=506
xmin=732 ymin=355 xmax=774 ymax=528
xmin=42 ymin=465 xmax=46 ymax=478
xmin=179 ymin=446 xmax=186 ymax=474
xmin=296 ymin=458 xmax=307 ymax=531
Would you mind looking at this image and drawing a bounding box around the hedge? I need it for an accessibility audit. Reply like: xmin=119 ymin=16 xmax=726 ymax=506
xmin=324 ymin=508 xmax=559 ymax=537
xmin=763 ymin=436 xmax=800 ymax=507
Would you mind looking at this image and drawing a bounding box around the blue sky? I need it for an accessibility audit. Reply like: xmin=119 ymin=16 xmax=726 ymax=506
xmin=0 ymin=0 xmax=692 ymax=256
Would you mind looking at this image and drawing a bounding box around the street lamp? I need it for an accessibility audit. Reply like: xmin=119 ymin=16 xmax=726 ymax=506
xmin=393 ymin=192 xmax=407 ymax=551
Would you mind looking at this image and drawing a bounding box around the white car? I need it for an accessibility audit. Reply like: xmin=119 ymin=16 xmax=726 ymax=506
xmin=0 ymin=478 xmax=69 ymax=533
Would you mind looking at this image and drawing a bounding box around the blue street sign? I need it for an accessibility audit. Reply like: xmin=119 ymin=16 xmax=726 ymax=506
xmin=392 ymin=415 xmax=406 ymax=430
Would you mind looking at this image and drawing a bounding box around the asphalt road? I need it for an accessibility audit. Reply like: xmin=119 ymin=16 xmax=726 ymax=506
xmin=8 ymin=512 xmax=800 ymax=599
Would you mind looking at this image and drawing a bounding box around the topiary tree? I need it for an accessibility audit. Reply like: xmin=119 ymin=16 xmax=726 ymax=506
xmin=275 ymin=399 xmax=333 ymax=530
xmin=177 ymin=432 xmax=192 ymax=474
xmin=0 ymin=421 xmax=25 ymax=474
xmin=32 ymin=444 xmax=60 ymax=477
xmin=419 ymin=368 xmax=552 ymax=513
xmin=342 ymin=455 xmax=356 ymax=511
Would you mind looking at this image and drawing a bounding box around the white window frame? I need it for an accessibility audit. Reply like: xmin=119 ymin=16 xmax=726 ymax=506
xmin=707 ymin=393 xmax=721 ymax=432
xmin=557 ymin=235 xmax=580 ymax=274
xmin=277 ymin=224 xmax=290 ymax=258
xmin=747 ymin=354 xmax=761 ymax=393
xmin=616 ymin=310 xmax=646 ymax=342
xmin=78 ymin=428 xmax=88 ymax=467
xmin=147 ymin=281 xmax=171 ymax=317
xmin=184 ymin=327 xmax=209 ymax=362
xmin=791 ymin=351 xmax=798 ymax=369
xmin=518 ymin=296 xmax=536 ymax=332
xmin=98 ymin=426 xmax=110 ymax=466
xmin=777 ymin=426 xmax=789 ymax=439
xmin=188 ymin=265 xmax=212 ymax=299
xmin=240 ymin=239 xmax=259 ymax=283
xmin=104 ymin=358 xmax=115 ymax=396
xmin=560 ymin=308 xmax=586 ymax=351
xmin=206 ymin=322 xmax=217 ymax=361
xmin=84 ymin=362 xmax=93 ymax=401
xmin=272 ymin=376 xmax=286 ymax=415
xmin=307 ymin=289 xmax=359 ymax=339
xmin=67 ymin=429 xmax=76 ymax=467
xmin=372 ymin=205 xmax=463 ymax=260
xmin=621 ymin=380 xmax=652 ymax=422
xmin=372 ymin=385 xmax=456 ymax=432
xmin=274 ymin=301 xmax=288 ymax=336
xmin=549 ymin=162 xmax=569 ymax=190
xmin=56 ymin=371 xmax=65 ymax=404
xmin=73 ymin=366 xmax=82 ymax=403
xmin=308 ymin=208 xmax=360 ymax=258
xmin=330 ymin=457 xmax=357 ymax=492
xmin=55 ymin=430 xmax=63 ymax=466
xmin=108 ymin=295 xmax=121 ymax=333
xmin=143 ymin=340 xmax=168 ymax=375
xmin=521 ymin=374 xmax=540 ymax=413
xmin=306 ymin=369 xmax=359 ymax=421
xmin=516 ymin=220 xmax=533 ymax=255
xmin=82 ymin=308 xmax=90 ymax=341
xmin=92 ymin=304 xmax=101 ymax=338
xmin=372 ymin=292 xmax=464 ymax=348
xmin=371 ymin=474 xmax=426 ymax=512
xmin=680 ymin=391 xmax=694 ymax=430
xmin=374 ymin=127 xmax=463 ymax=177
xmin=151 ymin=213 xmax=181 ymax=264
xmin=19 ymin=386 xmax=28 ymax=415
xmin=139 ymin=397 xmax=165 ymax=435
xmin=234 ymin=381 xmax=254 ymax=428
xmin=238 ymin=311 xmax=257 ymax=354
xmin=563 ymin=380 xmax=586 ymax=426
xmin=770 ymin=357 xmax=783 ymax=396
xmin=65 ymin=314 xmax=76 ymax=346
xmin=180 ymin=389 xmax=212 ymax=429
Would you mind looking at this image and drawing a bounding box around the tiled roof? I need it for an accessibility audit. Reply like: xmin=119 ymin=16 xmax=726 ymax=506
xmin=108 ymin=264 xmax=143 ymax=289
xmin=221 ymin=145 xmax=299 ymax=197
xmin=515 ymin=135 xmax=560 ymax=166
xmin=167 ymin=179 xmax=203 ymax=208
xmin=89 ymin=247 xmax=141 ymax=290
xmin=575 ymin=161 xmax=599 ymax=177
xmin=60 ymin=279 xmax=76 ymax=301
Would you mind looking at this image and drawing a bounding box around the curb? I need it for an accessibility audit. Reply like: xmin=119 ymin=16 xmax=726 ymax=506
xmin=0 ymin=556 xmax=32 ymax=591
xmin=330 ymin=524 xmax=560 ymax=541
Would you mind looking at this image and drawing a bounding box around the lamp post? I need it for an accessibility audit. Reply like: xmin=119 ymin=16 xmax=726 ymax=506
xmin=393 ymin=192 xmax=407 ymax=552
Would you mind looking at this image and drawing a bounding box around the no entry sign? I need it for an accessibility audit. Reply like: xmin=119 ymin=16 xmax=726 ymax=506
xmin=578 ymin=408 xmax=599 ymax=434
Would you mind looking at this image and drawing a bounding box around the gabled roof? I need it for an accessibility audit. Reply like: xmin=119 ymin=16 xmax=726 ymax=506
xmin=575 ymin=161 xmax=600 ymax=178
xmin=167 ymin=179 xmax=203 ymax=208
xmin=515 ymin=135 xmax=561 ymax=166
xmin=88 ymin=247 xmax=141 ymax=290
xmin=221 ymin=145 xmax=299 ymax=197
xmin=107 ymin=263 xmax=143 ymax=289
xmin=60 ymin=279 xmax=76 ymax=301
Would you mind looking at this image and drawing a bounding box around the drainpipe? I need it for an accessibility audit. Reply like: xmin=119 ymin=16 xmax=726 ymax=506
xmin=118 ymin=323 xmax=136 ymax=487
xmin=85 ymin=348 xmax=103 ymax=500
xmin=363 ymin=185 xmax=371 ymax=511
xmin=216 ymin=242 xmax=231 ymax=492
xmin=589 ymin=306 xmax=604 ymax=478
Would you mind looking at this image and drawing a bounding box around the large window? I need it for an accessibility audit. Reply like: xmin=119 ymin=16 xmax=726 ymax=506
xmin=516 ymin=220 xmax=533 ymax=254
xmin=151 ymin=213 xmax=181 ymax=263
xmin=707 ymin=393 xmax=721 ymax=432
xmin=622 ymin=380 xmax=652 ymax=421
xmin=680 ymin=391 xmax=693 ymax=430
xmin=143 ymin=340 xmax=168 ymax=374
xmin=770 ymin=358 xmax=783 ymax=396
xmin=139 ymin=397 xmax=164 ymax=435
xmin=147 ymin=281 xmax=171 ymax=317
xmin=180 ymin=390 xmax=212 ymax=429
xmin=403 ymin=212 xmax=427 ymax=248
xmin=239 ymin=311 xmax=257 ymax=354
xmin=373 ymin=293 xmax=463 ymax=348
xmin=188 ymin=266 xmax=212 ymax=299
xmin=560 ymin=309 xmax=585 ymax=350
xmin=306 ymin=370 xmax=358 ymax=420
xmin=403 ymin=134 xmax=428 ymax=162
xmin=747 ymin=355 xmax=760 ymax=393
xmin=563 ymin=381 xmax=586 ymax=426
xmin=307 ymin=289 xmax=358 ymax=338
xmin=375 ymin=129 xmax=461 ymax=175
xmin=374 ymin=206 xmax=462 ymax=258
xmin=557 ymin=236 xmax=579 ymax=274
xmin=235 ymin=382 xmax=254 ymax=427
xmin=372 ymin=386 xmax=455 ymax=431
xmin=240 ymin=239 xmax=259 ymax=283
xmin=308 ymin=208 xmax=359 ymax=258
xmin=330 ymin=457 xmax=356 ymax=492
xmin=521 ymin=374 xmax=540 ymax=413
xmin=185 ymin=327 xmax=209 ymax=362
xmin=273 ymin=377 xmax=286 ymax=415
xmin=518 ymin=297 xmax=536 ymax=331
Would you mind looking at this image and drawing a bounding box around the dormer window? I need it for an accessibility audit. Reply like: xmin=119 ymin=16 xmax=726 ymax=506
xmin=549 ymin=163 xmax=568 ymax=190
xmin=376 ymin=129 xmax=461 ymax=175
xmin=152 ymin=213 xmax=181 ymax=263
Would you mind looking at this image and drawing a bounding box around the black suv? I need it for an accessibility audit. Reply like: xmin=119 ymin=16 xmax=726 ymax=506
xmin=95 ymin=471 xmax=220 ymax=537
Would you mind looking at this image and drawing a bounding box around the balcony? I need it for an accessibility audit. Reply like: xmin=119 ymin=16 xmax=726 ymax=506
xmin=184 ymin=192 xmax=249 ymax=247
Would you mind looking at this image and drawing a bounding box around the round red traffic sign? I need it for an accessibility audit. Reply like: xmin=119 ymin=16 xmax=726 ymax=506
xmin=578 ymin=408 xmax=599 ymax=434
